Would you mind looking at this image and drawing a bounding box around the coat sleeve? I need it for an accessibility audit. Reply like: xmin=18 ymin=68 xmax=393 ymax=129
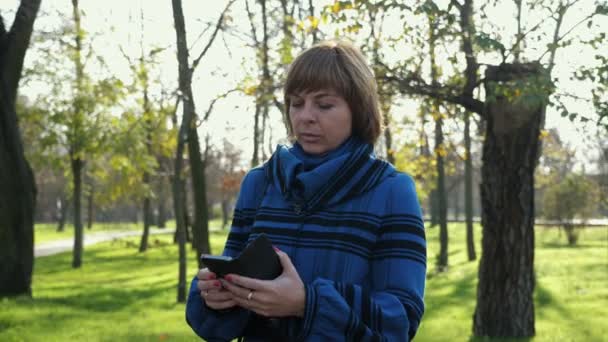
xmin=185 ymin=168 xmax=266 ymax=341
xmin=291 ymin=173 xmax=426 ymax=341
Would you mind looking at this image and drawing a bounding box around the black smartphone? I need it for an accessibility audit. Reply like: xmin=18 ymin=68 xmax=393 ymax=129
xmin=200 ymin=234 xmax=282 ymax=280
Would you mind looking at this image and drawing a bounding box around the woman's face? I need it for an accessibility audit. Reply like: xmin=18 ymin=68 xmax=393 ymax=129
xmin=288 ymin=89 xmax=353 ymax=155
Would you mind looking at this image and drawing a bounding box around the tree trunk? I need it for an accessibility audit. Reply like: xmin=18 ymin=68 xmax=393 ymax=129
xmin=464 ymin=110 xmax=476 ymax=261
xmin=435 ymin=115 xmax=448 ymax=270
xmin=70 ymin=0 xmax=85 ymax=269
xmin=429 ymin=15 xmax=448 ymax=271
xmin=383 ymin=112 xmax=395 ymax=164
xmin=157 ymin=176 xmax=167 ymax=228
xmin=86 ymin=184 xmax=93 ymax=229
xmin=473 ymin=63 xmax=550 ymax=337
xmin=252 ymin=102 xmax=261 ymax=167
xmin=71 ymin=157 xmax=84 ymax=268
xmin=171 ymin=0 xmax=190 ymax=303
xmin=188 ymin=125 xmax=211 ymax=263
xmin=0 ymin=0 xmax=41 ymax=298
xmin=57 ymin=196 xmax=69 ymax=232
xmin=139 ymin=172 xmax=151 ymax=252
xmin=221 ymin=198 xmax=229 ymax=229
xmin=140 ymin=66 xmax=152 ymax=252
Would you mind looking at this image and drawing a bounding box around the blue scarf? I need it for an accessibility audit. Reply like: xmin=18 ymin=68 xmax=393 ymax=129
xmin=265 ymin=137 xmax=395 ymax=213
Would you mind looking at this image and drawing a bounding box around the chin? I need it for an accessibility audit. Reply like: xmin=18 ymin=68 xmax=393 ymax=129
xmin=300 ymin=143 xmax=329 ymax=155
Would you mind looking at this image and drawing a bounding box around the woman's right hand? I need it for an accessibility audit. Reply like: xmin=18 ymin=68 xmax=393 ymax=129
xmin=197 ymin=268 xmax=237 ymax=310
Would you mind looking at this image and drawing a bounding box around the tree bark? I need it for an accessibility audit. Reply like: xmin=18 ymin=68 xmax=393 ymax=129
xmin=57 ymin=195 xmax=68 ymax=232
xmin=435 ymin=114 xmax=448 ymax=270
xmin=252 ymin=102 xmax=261 ymax=167
xmin=0 ymin=0 xmax=41 ymax=298
xmin=139 ymin=171 xmax=151 ymax=252
xmin=86 ymin=183 xmax=93 ymax=229
xmin=473 ymin=63 xmax=550 ymax=337
xmin=429 ymin=14 xmax=448 ymax=271
xmin=464 ymin=110 xmax=476 ymax=261
xmin=70 ymin=0 xmax=85 ymax=269
xmin=221 ymin=198 xmax=229 ymax=229
xmin=71 ymin=157 xmax=84 ymax=268
xmin=156 ymin=171 xmax=167 ymax=228
xmin=140 ymin=58 xmax=152 ymax=252
xmin=188 ymin=125 xmax=211 ymax=262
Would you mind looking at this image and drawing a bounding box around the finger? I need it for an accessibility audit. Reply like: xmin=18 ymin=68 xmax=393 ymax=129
xmin=220 ymin=278 xmax=251 ymax=299
xmin=205 ymin=289 xmax=234 ymax=302
xmin=197 ymin=268 xmax=217 ymax=280
xmin=233 ymin=295 xmax=269 ymax=317
xmin=206 ymin=299 xmax=238 ymax=310
xmin=224 ymin=274 xmax=269 ymax=292
xmin=277 ymin=250 xmax=293 ymax=269
xmin=197 ymin=279 xmax=223 ymax=292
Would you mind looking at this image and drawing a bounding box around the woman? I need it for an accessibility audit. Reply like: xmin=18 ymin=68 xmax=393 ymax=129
xmin=186 ymin=40 xmax=426 ymax=341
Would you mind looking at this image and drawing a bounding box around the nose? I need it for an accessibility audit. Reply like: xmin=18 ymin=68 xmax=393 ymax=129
xmin=294 ymin=101 xmax=316 ymax=124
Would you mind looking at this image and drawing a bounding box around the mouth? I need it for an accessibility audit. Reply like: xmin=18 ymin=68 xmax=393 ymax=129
xmin=298 ymin=133 xmax=321 ymax=142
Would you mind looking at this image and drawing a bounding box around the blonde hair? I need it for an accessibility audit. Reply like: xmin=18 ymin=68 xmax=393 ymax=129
xmin=283 ymin=40 xmax=382 ymax=144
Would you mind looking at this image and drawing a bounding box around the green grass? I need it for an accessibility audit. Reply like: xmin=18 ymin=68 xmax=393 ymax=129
xmin=35 ymin=219 xmax=225 ymax=244
xmin=417 ymin=224 xmax=608 ymax=342
xmin=1 ymin=231 xmax=230 ymax=342
xmin=34 ymin=222 xmax=143 ymax=244
xmin=2 ymin=223 xmax=606 ymax=341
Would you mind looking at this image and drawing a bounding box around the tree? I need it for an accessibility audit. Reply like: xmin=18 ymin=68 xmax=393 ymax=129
xmin=68 ymin=0 xmax=122 ymax=268
xmin=170 ymin=0 xmax=236 ymax=303
xmin=376 ymin=0 xmax=605 ymax=337
xmin=0 ymin=0 xmax=41 ymax=297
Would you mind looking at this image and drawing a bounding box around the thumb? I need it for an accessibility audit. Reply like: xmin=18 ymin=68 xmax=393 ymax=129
xmin=275 ymin=249 xmax=296 ymax=274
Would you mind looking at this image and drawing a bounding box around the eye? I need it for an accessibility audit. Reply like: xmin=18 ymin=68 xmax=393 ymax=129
xmin=318 ymin=103 xmax=334 ymax=110
xmin=290 ymin=99 xmax=304 ymax=108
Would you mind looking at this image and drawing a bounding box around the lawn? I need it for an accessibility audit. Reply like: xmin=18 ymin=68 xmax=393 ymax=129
xmin=35 ymin=222 xmax=146 ymax=244
xmin=34 ymin=219 xmax=225 ymax=244
xmin=1 ymin=222 xmax=606 ymax=341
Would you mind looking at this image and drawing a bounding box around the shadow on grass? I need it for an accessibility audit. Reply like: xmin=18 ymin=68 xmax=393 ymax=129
xmin=468 ymin=336 xmax=532 ymax=342
xmin=423 ymin=271 xmax=477 ymax=321
xmin=539 ymin=242 xmax=594 ymax=249
xmin=35 ymin=239 xmax=178 ymax=275
xmin=31 ymin=283 xmax=175 ymax=313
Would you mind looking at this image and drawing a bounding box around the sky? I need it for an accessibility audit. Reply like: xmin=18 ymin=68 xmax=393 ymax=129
xmin=2 ymin=0 xmax=606 ymax=170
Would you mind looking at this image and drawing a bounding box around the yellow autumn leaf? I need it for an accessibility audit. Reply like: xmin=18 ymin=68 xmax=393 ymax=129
xmin=332 ymin=2 xmax=341 ymax=14
xmin=308 ymin=16 xmax=319 ymax=29
xmin=243 ymin=85 xmax=257 ymax=96
xmin=539 ymin=129 xmax=549 ymax=140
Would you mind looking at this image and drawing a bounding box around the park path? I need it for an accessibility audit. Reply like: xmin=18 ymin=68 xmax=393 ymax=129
xmin=34 ymin=228 xmax=175 ymax=257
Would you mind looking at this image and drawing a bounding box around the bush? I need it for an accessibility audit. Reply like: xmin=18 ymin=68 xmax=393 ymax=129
xmin=542 ymin=174 xmax=600 ymax=245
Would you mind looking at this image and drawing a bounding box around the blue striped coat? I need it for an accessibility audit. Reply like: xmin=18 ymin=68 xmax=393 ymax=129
xmin=186 ymin=139 xmax=426 ymax=341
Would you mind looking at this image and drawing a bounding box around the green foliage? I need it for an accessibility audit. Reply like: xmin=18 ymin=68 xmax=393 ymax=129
xmin=394 ymin=141 xmax=436 ymax=205
xmin=474 ymin=32 xmax=505 ymax=54
xmin=543 ymin=174 xmax=601 ymax=222
xmin=486 ymin=73 xmax=555 ymax=108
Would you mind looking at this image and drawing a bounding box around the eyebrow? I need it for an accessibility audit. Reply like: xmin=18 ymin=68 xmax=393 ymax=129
xmin=290 ymin=92 xmax=338 ymax=99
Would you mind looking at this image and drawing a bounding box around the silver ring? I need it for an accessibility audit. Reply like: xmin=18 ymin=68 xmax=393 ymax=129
xmin=247 ymin=291 xmax=254 ymax=301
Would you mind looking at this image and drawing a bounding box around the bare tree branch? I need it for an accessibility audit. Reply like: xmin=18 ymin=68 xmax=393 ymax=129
xmin=245 ymin=0 xmax=260 ymax=46
xmin=189 ymin=0 xmax=236 ymax=76
xmin=201 ymin=88 xmax=240 ymax=122
xmin=383 ymin=70 xmax=485 ymax=116
xmin=458 ymin=0 xmax=478 ymax=99
xmin=537 ymin=0 xmax=599 ymax=67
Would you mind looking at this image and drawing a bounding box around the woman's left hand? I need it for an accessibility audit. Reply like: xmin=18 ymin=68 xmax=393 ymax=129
xmin=220 ymin=249 xmax=306 ymax=318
